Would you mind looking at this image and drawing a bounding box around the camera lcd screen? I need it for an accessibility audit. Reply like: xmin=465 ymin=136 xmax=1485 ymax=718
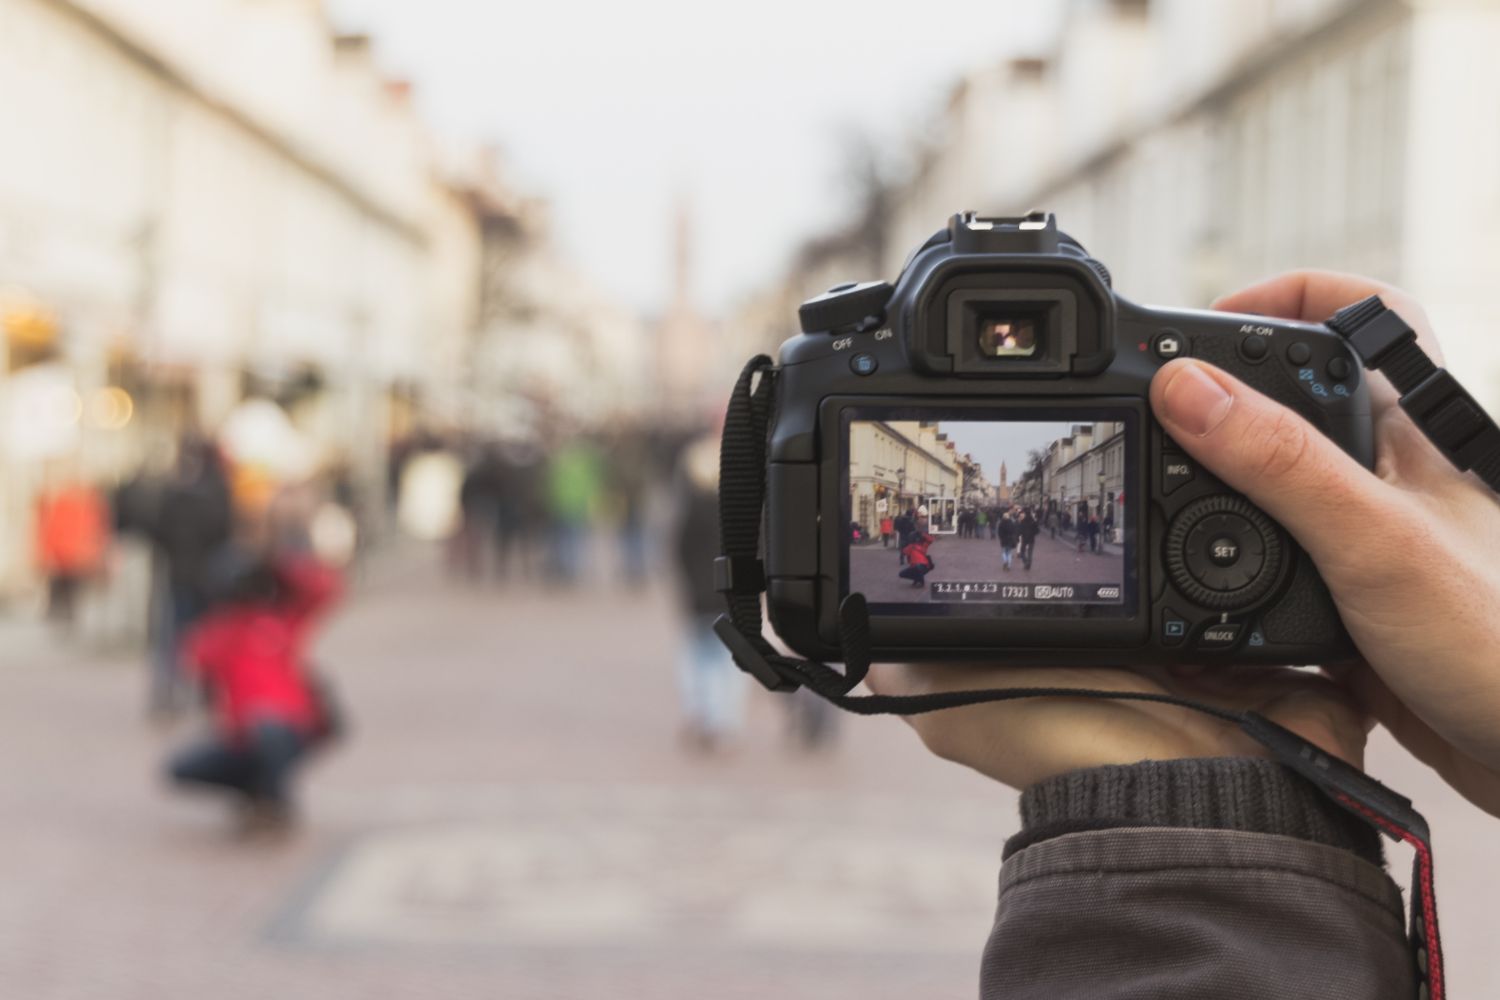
xmin=845 ymin=412 xmax=1132 ymax=617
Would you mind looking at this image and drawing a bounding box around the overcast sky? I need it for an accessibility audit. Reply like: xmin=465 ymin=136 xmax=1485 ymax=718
xmin=326 ymin=1 xmax=1060 ymax=316
xmin=934 ymin=420 xmax=1073 ymax=487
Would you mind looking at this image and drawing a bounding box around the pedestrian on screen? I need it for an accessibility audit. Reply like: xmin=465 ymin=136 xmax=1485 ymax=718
xmin=893 ymin=507 xmax=915 ymax=564
xmin=1019 ymin=509 xmax=1040 ymax=570
xmin=880 ymin=515 xmax=894 ymax=548
xmin=897 ymin=530 xmax=934 ymax=587
xmin=1088 ymin=513 xmax=1102 ymax=553
xmin=998 ymin=512 xmax=1019 ymax=571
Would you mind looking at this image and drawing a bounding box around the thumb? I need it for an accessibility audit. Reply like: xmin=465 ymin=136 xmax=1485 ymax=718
xmin=1150 ymin=358 xmax=1403 ymax=577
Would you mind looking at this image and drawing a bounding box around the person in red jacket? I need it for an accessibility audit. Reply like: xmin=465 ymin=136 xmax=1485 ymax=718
xmin=897 ymin=530 xmax=934 ymax=587
xmin=167 ymin=550 xmax=342 ymax=828
xmin=34 ymin=478 xmax=111 ymax=626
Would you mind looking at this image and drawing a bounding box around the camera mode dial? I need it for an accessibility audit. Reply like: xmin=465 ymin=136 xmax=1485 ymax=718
xmin=798 ymin=281 xmax=894 ymax=334
xmin=1165 ymin=495 xmax=1284 ymax=610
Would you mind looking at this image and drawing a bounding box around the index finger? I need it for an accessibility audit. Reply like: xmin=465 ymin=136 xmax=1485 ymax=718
xmin=1211 ymin=269 xmax=1406 ymax=323
xmin=1212 ymin=270 xmax=1444 ymax=409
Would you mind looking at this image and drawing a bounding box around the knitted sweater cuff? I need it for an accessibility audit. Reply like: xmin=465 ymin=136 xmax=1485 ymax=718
xmin=1007 ymin=757 xmax=1383 ymax=866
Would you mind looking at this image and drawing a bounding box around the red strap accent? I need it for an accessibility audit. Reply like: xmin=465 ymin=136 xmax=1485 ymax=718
xmin=1337 ymin=794 xmax=1443 ymax=1000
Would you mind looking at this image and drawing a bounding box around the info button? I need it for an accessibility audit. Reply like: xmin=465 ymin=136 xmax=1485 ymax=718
xmin=1162 ymin=454 xmax=1195 ymax=495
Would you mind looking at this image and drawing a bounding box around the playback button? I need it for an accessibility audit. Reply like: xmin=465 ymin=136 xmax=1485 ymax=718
xmin=1161 ymin=607 xmax=1189 ymax=647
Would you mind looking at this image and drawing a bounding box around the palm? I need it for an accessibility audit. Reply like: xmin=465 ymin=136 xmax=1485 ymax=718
xmin=865 ymin=662 xmax=1366 ymax=792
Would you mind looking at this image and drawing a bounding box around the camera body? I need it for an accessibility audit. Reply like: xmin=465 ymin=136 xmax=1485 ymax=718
xmin=765 ymin=212 xmax=1373 ymax=665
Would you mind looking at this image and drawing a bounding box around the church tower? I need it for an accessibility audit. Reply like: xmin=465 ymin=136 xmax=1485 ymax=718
xmin=655 ymin=192 xmax=713 ymax=415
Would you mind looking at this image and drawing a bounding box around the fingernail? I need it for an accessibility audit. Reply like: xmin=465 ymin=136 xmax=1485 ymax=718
xmin=1162 ymin=361 xmax=1233 ymax=436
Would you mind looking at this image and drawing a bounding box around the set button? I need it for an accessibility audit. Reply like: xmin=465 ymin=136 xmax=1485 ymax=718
xmin=1183 ymin=511 xmax=1266 ymax=591
xmin=1165 ymin=495 xmax=1284 ymax=610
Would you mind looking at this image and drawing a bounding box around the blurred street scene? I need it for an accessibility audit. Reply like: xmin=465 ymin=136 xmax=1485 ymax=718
xmin=0 ymin=544 xmax=1014 ymax=999
xmin=4 ymin=0 xmax=1500 ymax=997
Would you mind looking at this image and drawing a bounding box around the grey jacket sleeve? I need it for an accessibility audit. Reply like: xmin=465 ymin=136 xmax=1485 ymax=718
xmin=981 ymin=758 xmax=1415 ymax=1000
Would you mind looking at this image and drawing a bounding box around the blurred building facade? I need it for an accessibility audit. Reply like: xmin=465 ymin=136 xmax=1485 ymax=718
xmin=738 ymin=0 xmax=1500 ymax=412
xmin=0 ymin=0 xmax=646 ymax=596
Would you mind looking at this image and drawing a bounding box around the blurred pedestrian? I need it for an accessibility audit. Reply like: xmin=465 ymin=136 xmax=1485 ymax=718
xmin=879 ymin=514 xmax=894 ymax=548
xmin=1088 ymin=513 xmax=1102 ymax=553
xmin=454 ymin=444 xmax=504 ymax=581
xmin=166 ymin=548 xmax=342 ymax=832
xmin=608 ymin=432 xmax=652 ymax=585
xmin=34 ymin=473 xmax=111 ymax=629
xmin=670 ymin=431 xmax=745 ymax=752
xmin=495 ymin=439 xmax=545 ymax=581
xmin=147 ymin=438 xmax=233 ymax=716
xmin=545 ymin=436 xmax=605 ymax=584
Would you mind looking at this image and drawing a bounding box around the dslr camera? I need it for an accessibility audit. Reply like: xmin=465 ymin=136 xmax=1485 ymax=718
xmin=758 ymin=212 xmax=1373 ymax=665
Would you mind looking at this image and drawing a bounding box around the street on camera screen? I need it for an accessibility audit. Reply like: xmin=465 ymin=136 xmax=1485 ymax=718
xmin=847 ymin=417 xmax=1127 ymax=608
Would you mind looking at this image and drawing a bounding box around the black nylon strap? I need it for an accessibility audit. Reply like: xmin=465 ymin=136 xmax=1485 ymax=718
xmin=1328 ymin=294 xmax=1500 ymax=497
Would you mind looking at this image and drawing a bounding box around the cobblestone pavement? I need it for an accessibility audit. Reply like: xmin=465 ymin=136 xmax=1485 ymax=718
xmin=1 ymin=544 xmax=1497 ymax=998
xmin=0 ymin=546 xmax=1011 ymax=1000
xmin=850 ymin=531 xmax=1123 ymax=604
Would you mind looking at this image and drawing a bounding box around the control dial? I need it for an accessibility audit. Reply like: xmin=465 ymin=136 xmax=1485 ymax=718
xmin=1165 ymin=495 xmax=1284 ymax=610
xmin=798 ymin=281 xmax=894 ymax=334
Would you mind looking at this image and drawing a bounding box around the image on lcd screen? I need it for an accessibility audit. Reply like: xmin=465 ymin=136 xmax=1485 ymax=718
xmin=848 ymin=418 xmax=1127 ymax=607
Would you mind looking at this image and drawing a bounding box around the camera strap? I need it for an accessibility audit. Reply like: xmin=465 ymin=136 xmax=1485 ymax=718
xmin=1328 ymin=295 xmax=1500 ymax=493
xmin=712 ymin=329 xmax=1462 ymax=998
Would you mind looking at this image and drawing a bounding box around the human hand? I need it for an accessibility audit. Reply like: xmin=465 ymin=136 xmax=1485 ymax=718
xmin=1150 ymin=271 xmax=1500 ymax=816
xmin=864 ymin=660 xmax=1368 ymax=791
